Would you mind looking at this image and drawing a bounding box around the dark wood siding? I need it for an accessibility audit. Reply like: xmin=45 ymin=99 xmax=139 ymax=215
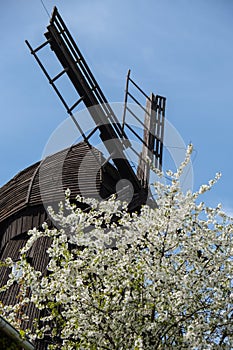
xmin=0 ymin=142 xmax=120 ymax=242
xmin=0 ymin=142 xmax=112 ymax=223
xmin=0 ymin=141 xmax=121 ymax=349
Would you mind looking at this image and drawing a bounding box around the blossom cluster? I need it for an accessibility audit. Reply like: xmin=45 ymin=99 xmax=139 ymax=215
xmin=1 ymin=146 xmax=233 ymax=349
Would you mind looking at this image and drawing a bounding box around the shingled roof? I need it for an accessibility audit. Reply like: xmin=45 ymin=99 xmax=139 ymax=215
xmin=0 ymin=141 xmax=120 ymax=225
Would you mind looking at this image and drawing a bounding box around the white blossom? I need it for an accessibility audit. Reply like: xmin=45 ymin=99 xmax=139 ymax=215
xmin=1 ymin=145 xmax=233 ymax=349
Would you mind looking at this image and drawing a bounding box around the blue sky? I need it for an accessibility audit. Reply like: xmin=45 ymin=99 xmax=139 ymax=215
xmin=0 ymin=0 xmax=233 ymax=213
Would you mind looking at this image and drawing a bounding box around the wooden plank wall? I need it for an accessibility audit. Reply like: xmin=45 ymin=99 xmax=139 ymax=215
xmin=0 ymin=141 xmax=122 ymax=349
xmin=0 ymin=142 xmax=105 ymax=223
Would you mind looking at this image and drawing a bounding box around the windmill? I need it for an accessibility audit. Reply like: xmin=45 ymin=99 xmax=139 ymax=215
xmin=0 ymin=7 xmax=165 ymax=349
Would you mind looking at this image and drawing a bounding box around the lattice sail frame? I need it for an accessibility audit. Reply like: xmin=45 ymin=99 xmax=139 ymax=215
xmin=122 ymin=70 xmax=166 ymax=186
xmin=25 ymin=6 xmax=166 ymax=206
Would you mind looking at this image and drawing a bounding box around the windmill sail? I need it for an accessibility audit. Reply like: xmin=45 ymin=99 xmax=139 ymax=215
xmin=25 ymin=7 xmax=165 ymax=207
xmin=122 ymin=70 xmax=166 ymax=188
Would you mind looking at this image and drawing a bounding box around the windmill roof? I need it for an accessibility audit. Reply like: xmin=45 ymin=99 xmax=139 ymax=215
xmin=0 ymin=142 xmax=119 ymax=225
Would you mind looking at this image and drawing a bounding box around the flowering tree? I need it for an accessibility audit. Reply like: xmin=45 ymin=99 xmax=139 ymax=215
xmin=1 ymin=145 xmax=233 ymax=349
